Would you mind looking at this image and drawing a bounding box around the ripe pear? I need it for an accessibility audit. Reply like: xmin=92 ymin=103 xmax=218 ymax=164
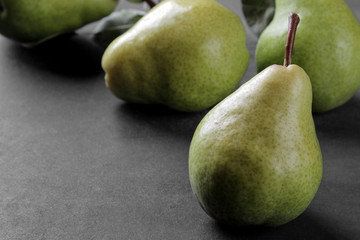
xmin=189 ymin=13 xmax=322 ymax=226
xmin=101 ymin=0 xmax=249 ymax=112
xmin=256 ymin=0 xmax=360 ymax=113
xmin=0 ymin=0 xmax=118 ymax=44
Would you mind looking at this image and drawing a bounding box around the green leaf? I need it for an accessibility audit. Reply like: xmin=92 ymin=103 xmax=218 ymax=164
xmin=93 ymin=9 xmax=145 ymax=48
xmin=241 ymin=0 xmax=275 ymax=37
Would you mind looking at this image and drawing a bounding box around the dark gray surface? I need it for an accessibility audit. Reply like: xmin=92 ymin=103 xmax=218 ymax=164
xmin=0 ymin=1 xmax=359 ymax=239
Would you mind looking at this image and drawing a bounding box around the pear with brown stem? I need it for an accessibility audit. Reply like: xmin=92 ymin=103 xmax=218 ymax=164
xmin=189 ymin=13 xmax=322 ymax=227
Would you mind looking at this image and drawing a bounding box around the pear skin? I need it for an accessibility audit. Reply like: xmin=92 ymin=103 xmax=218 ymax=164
xmin=102 ymin=0 xmax=249 ymax=112
xmin=189 ymin=64 xmax=322 ymax=226
xmin=0 ymin=0 xmax=118 ymax=44
xmin=256 ymin=0 xmax=360 ymax=112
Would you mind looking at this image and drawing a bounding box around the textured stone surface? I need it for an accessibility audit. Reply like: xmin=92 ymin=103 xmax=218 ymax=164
xmin=0 ymin=0 xmax=358 ymax=239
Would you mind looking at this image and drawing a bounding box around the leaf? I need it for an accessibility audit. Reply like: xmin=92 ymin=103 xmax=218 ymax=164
xmin=126 ymin=0 xmax=144 ymax=2
xmin=93 ymin=9 xmax=146 ymax=48
xmin=241 ymin=0 xmax=275 ymax=37
xmin=126 ymin=0 xmax=161 ymax=8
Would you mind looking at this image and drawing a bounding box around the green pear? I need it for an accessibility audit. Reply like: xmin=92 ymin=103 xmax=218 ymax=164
xmin=0 ymin=0 xmax=118 ymax=44
xmin=256 ymin=0 xmax=360 ymax=113
xmin=101 ymin=0 xmax=249 ymax=112
xmin=189 ymin=13 xmax=322 ymax=226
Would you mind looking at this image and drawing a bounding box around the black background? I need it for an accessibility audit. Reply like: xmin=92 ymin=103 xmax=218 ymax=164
xmin=0 ymin=0 xmax=359 ymax=239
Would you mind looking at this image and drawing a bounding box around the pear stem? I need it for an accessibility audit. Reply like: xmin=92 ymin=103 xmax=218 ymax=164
xmin=144 ymin=0 xmax=157 ymax=8
xmin=284 ymin=13 xmax=300 ymax=67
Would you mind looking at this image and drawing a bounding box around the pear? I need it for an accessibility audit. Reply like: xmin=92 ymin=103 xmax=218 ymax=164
xmin=189 ymin=13 xmax=322 ymax=226
xmin=256 ymin=0 xmax=360 ymax=113
xmin=101 ymin=0 xmax=249 ymax=112
xmin=0 ymin=0 xmax=118 ymax=44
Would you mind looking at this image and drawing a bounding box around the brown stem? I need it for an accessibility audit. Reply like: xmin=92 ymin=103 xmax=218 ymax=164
xmin=144 ymin=0 xmax=156 ymax=8
xmin=284 ymin=12 xmax=300 ymax=67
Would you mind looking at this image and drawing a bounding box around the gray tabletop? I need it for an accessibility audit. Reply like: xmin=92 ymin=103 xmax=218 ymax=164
xmin=0 ymin=1 xmax=359 ymax=239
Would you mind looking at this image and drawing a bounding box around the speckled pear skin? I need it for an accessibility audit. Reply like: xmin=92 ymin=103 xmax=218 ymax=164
xmin=101 ymin=0 xmax=249 ymax=112
xmin=0 ymin=0 xmax=118 ymax=44
xmin=189 ymin=65 xmax=322 ymax=226
xmin=255 ymin=0 xmax=360 ymax=113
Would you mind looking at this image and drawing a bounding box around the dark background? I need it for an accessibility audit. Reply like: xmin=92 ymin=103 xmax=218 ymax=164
xmin=0 ymin=0 xmax=359 ymax=239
